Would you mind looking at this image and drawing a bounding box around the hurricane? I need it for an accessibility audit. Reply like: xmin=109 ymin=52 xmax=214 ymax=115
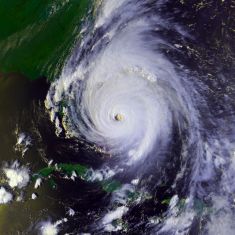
xmin=44 ymin=0 xmax=235 ymax=234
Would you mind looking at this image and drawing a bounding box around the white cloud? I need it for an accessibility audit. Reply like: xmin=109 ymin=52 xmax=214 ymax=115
xmin=40 ymin=221 xmax=58 ymax=235
xmin=4 ymin=161 xmax=30 ymax=189
xmin=0 ymin=187 xmax=13 ymax=204
xmin=102 ymin=206 xmax=129 ymax=231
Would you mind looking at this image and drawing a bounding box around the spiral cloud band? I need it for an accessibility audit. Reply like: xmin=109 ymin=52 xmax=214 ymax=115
xmin=45 ymin=1 xmax=194 ymax=166
xmin=45 ymin=0 xmax=235 ymax=234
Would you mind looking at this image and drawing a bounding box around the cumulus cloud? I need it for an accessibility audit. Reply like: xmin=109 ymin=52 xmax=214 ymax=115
xmin=4 ymin=161 xmax=30 ymax=189
xmin=0 ymin=187 xmax=13 ymax=204
xmin=40 ymin=221 xmax=58 ymax=235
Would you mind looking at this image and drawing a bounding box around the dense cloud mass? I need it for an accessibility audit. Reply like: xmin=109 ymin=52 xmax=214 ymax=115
xmin=44 ymin=0 xmax=235 ymax=234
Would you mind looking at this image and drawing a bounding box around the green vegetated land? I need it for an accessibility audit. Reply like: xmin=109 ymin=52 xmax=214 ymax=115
xmin=0 ymin=0 xmax=91 ymax=80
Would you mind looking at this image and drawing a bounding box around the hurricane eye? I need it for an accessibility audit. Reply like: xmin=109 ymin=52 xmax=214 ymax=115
xmin=114 ymin=113 xmax=124 ymax=122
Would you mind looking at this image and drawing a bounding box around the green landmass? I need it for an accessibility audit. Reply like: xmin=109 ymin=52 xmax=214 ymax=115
xmin=0 ymin=0 xmax=91 ymax=80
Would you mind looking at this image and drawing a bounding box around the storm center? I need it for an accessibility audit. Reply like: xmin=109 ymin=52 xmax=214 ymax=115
xmin=114 ymin=113 xmax=124 ymax=121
